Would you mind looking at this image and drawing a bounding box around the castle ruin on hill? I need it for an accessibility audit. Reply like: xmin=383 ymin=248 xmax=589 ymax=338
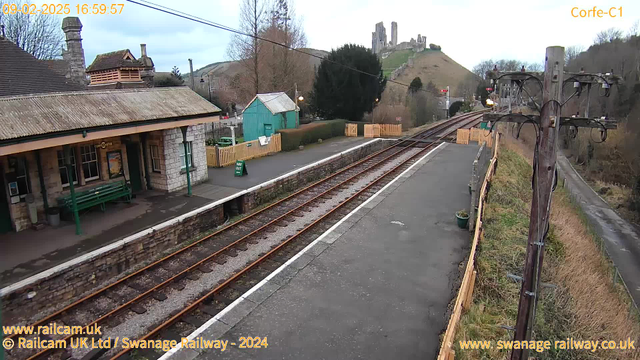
xmin=371 ymin=21 xmax=427 ymax=55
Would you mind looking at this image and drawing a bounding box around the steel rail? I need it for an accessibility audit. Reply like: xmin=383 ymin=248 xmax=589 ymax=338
xmin=110 ymin=113 xmax=484 ymax=360
xmin=24 ymin=132 xmax=424 ymax=360
xmin=13 ymin=111 xmax=481 ymax=360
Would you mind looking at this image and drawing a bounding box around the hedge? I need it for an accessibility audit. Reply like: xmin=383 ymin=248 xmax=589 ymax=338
xmin=278 ymin=119 xmax=346 ymax=151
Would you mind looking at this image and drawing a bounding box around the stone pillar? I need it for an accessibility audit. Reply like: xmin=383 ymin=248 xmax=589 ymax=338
xmin=61 ymin=17 xmax=87 ymax=87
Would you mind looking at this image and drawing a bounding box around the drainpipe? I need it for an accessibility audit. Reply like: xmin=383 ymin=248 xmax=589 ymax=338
xmin=64 ymin=145 xmax=81 ymax=235
xmin=140 ymin=133 xmax=152 ymax=190
xmin=35 ymin=150 xmax=49 ymax=212
xmin=180 ymin=126 xmax=192 ymax=197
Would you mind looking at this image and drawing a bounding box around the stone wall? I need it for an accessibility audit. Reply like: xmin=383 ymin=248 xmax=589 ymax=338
xmin=242 ymin=139 xmax=391 ymax=211
xmin=2 ymin=203 xmax=224 ymax=319
xmin=163 ymin=125 xmax=208 ymax=192
xmin=1 ymin=138 xmax=391 ymax=320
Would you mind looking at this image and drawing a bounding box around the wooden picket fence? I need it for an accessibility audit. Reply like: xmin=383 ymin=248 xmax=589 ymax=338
xmin=206 ymin=133 xmax=281 ymax=167
xmin=456 ymin=129 xmax=470 ymax=144
xmin=437 ymin=132 xmax=500 ymax=360
xmin=364 ymin=124 xmax=402 ymax=138
xmin=457 ymin=128 xmax=493 ymax=147
xmin=364 ymin=124 xmax=381 ymax=138
xmin=345 ymin=123 xmax=358 ymax=137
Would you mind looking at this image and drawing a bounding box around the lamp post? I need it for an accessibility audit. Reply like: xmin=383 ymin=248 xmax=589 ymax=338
xmin=372 ymin=97 xmax=379 ymax=124
xmin=294 ymin=83 xmax=304 ymax=127
xmin=199 ymin=74 xmax=212 ymax=103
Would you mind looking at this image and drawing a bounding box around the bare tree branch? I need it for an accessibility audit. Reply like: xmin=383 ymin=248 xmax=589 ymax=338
xmin=0 ymin=0 xmax=64 ymax=59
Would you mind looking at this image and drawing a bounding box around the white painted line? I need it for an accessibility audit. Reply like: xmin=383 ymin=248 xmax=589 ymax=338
xmin=157 ymin=142 xmax=447 ymax=360
xmin=1 ymin=139 xmax=387 ymax=297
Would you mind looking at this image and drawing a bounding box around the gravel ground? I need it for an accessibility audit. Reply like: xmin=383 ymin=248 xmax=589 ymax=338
xmin=71 ymin=148 xmax=421 ymax=359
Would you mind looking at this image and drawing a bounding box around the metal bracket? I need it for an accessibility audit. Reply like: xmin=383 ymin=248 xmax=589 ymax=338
xmin=499 ymin=325 xmax=515 ymax=332
xmin=507 ymin=273 xmax=557 ymax=289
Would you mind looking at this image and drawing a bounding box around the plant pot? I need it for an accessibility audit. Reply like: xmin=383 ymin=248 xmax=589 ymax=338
xmin=456 ymin=213 xmax=469 ymax=229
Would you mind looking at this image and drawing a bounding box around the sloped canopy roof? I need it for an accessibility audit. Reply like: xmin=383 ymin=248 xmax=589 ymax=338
xmin=86 ymin=49 xmax=144 ymax=72
xmin=244 ymin=92 xmax=297 ymax=115
xmin=0 ymin=37 xmax=84 ymax=97
xmin=0 ymin=87 xmax=221 ymax=142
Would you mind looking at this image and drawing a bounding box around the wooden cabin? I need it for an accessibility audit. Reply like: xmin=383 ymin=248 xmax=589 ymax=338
xmin=86 ymin=49 xmax=152 ymax=88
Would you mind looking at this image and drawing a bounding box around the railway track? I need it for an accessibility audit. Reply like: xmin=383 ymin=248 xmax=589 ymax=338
xmin=5 ymin=111 xmax=484 ymax=360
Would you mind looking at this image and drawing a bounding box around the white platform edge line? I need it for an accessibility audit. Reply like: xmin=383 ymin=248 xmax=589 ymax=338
xmin=157 ymin=142 xmax=447 ymax=360
xmin=0 ymin=139 xmax=384 ymax=297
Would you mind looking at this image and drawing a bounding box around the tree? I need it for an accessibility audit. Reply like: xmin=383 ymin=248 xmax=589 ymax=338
xmin=0 ymin=0 xmax=64 ymax=59
xmin=564 ymin=45 xmax=584 ymax=69
xmin=311 ymin=44 xmax=386 ymax=121
xmin=476 ymin=82 xmax=490 ymax=107
xmin=170 ymin=66 xmax=182 ymax=80
xmin=408 ymin=77 xmax=423 ymax=94
xmin=594 ymin=28 xmax=623 ymax=44
xmin=473 ymin=60 xmax=494 ymax=79
xmin=227 ymin=0 xmax=266 ymax=95
xmin=449 ymin=101 xmax=463 ymax=117
xmin=155 ymin=66 xmax=184 ymax=87
xmin=260 ymin=0 xmax=308 ymax=97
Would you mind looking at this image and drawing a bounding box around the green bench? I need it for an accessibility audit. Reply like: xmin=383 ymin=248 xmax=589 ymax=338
xmin=57 ymin=180 xmax=132 ymax=214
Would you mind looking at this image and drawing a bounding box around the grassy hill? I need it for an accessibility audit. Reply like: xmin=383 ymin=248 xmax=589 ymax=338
xmin=382 ymin=49 xmax=414 ymax=77
xmin=381 ymin=49 xmax=479 ymax=102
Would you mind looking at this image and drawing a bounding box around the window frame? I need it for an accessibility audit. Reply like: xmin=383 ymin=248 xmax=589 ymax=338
xmin=57 ymin=149 xmax=78 ymax=188
xmin=179 ymin=141 xmax=193 ymax=170
xmin=80 ymin=144 xmax=100 ymax=182
xmin=15 ymin=157 xmax=31 ymax=199
xmin=150 ymin=144 xmax=161 ymax=173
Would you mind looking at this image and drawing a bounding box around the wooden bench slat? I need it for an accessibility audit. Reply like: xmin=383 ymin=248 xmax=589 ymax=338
xmin=56 ymin=181 xmax=131 ymax=215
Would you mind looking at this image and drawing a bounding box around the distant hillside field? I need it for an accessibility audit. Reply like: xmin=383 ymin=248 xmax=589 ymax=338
xmin=192 ymin=48 xmax=329 ymax=79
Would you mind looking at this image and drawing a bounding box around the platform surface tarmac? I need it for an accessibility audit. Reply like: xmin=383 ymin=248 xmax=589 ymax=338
xmin=168 ymin=143 xmax=480 ymax=360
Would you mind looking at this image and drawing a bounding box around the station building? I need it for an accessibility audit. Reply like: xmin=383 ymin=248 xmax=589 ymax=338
xmin=0 ymin=18 xmax=220 ymax=233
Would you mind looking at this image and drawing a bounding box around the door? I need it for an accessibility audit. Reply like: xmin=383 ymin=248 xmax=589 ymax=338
xmin=0 ymin=170 xmax=13 ymax=233
xmin=264 ymin=124 xmax=273 ymax=137
xmin=126 ymin=143 xmax=143 ymax=193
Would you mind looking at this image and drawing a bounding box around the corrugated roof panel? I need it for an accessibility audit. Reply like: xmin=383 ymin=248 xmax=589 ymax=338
xmin=0 ymin=87 xmax=221 ymax=141
xmin=256 ymin=92 xmax=297 ymax=115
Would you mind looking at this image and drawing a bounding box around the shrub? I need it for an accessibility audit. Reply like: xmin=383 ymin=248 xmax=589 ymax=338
xmin=278 ymin=119 xmax=346 ymax=151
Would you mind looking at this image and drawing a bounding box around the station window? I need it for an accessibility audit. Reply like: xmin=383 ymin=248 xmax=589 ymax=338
xmin=15 ymin=157 xmax=30 ymax=198
xmin=179 ymin=142 xmax=193 ymax=169
xmin=80 ymin=145 xmax=100 ymax=181
xmin=150 ymin=145 xmax=161 ymax=172
xmin=58 ymin=149 xmax=78 ymax=187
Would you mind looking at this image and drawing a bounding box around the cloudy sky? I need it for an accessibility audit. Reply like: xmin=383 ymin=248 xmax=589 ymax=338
xmin=46 ymin=0 xmax=640 ymax=73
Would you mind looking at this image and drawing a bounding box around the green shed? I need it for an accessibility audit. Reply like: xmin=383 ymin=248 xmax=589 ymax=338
xmin=242 ymin=92 xmax=298 ymax=142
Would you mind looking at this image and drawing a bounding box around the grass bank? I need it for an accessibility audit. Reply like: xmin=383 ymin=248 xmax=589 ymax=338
xmin=454 ymin=139 xmax=640 ymax=360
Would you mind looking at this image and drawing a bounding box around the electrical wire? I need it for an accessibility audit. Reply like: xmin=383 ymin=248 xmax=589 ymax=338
xmin=126 ymin=0 xmax=422 ymax=93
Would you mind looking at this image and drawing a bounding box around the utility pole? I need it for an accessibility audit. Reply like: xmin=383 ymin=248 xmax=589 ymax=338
xmin=484 ymin=46 xmax=618 ymax=360
xmin=188 ymin=58 xmax=195 ymax=90
xmin=509 ymin=46 xmax=564 ymax=360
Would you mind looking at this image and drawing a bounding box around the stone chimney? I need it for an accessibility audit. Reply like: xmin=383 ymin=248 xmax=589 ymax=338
xmin=61 ymin=17 xmax=87 ymax=87
xmin=139 ymin=43 xmax=155 ymax=87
